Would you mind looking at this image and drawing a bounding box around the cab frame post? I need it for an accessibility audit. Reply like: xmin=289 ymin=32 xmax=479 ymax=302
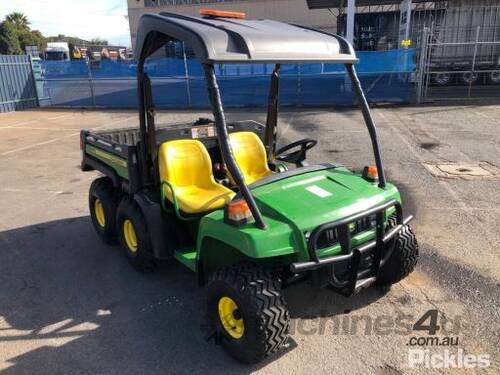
xmin=203 ymin=63 xmax=267 ymax=230
xmin=264 ymin=64 xmax=281 ymax=160
xmin=345 ymin=63 xmax=387 ymax=188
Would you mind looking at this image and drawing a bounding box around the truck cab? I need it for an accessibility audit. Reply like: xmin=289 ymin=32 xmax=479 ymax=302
xmin=44 ymin=42 xmax=70 ymax=61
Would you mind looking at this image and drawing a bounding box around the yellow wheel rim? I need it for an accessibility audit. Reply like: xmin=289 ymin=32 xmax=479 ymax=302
xmin=123 ymin=219 xmax=138 ymax=253
xmin=218 ymin=296 xmax=244 ymax=339
xmin=94 ymin=199 xmax=106 ymax=227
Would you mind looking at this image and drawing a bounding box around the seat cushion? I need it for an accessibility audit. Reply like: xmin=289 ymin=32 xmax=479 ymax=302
xmin=175 ymin=185 xmax=235 ymax=214
xmin=159 ymin=139 xmax=235 ymax=214
xmin=229 ymin=131 xmax=274 ymax=185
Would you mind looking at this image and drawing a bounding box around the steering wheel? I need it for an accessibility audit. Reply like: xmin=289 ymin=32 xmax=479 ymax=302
xmin=274 ymin=138 xmax=317 ymax=166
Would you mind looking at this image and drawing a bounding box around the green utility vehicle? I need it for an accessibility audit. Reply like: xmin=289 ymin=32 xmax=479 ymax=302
xmin=81 ymin=10 xmax=418 ymax=363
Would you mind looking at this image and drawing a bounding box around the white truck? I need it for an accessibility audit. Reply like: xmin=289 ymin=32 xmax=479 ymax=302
xmin=44 ymin=42 xmax=71 ymax=61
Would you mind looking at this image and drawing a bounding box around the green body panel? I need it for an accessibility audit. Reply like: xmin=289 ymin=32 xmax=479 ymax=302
xmin=86 ymin=144 xmax=129 ymax=179
xmin=196 ymin=167 xmax=400 ymax=267
xmin=174 ymin=248 xmax=197 ymax=271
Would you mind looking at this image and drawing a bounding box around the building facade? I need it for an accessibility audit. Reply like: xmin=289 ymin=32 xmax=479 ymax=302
xmin=127 ymin=0 xmax=500 ymax=52
xmin=127 ymin=0 xmax=338 ymax=50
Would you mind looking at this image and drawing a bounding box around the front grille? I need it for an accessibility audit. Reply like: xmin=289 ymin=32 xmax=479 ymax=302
xmin=312 ymin=213 xmax=378 ymax=250
xmin=316 ymin=228 xmax=339 ymax=249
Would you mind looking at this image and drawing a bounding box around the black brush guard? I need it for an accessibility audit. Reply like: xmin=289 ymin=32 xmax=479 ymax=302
xmin=290 ymin=199 xmax=413 ymax=296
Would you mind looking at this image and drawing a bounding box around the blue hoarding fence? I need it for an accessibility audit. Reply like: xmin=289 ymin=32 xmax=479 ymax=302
xmin=39 ymin=48 xmax=416 ymax=109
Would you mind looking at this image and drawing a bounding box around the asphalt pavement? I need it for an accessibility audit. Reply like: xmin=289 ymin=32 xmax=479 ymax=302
xmin=0 ymin=105 xmax=499 ymax=374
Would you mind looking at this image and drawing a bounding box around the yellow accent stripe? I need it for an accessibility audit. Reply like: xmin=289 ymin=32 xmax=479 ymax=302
xmin=94 ymin=149 xmax=127 ymax=168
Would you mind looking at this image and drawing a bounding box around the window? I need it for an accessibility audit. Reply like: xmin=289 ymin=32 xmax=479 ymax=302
xmin=145 ymin=0 xmax=245 ymax=7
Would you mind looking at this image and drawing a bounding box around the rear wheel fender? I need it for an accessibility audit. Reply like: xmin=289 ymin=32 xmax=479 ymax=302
xmin=132 ymin=192 xmax=177 ymax=260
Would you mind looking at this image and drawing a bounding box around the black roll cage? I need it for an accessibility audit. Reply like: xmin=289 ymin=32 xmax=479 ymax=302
xmin=136 ymin=18 xmax=387 ymax=231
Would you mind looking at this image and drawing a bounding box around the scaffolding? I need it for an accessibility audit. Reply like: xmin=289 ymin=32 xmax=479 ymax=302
xmin=308 ymin=0 xmax=500 ymax=100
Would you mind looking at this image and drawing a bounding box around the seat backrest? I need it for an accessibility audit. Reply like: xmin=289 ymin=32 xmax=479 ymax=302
xmin=158 ymin=139 xmax=215 ymax=189
xmin=229 ymin=131 xmax=272 ymax=185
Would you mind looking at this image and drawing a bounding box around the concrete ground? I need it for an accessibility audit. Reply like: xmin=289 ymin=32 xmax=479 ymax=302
xmin=0 ymin=105 xmax=499 ymax=374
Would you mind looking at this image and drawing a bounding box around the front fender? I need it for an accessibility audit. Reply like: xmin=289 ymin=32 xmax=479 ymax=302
xmin=196 ymin=211 xmax=299 ymax=260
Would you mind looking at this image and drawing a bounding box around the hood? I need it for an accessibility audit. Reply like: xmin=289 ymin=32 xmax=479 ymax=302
xmin=252 ymin=167 xmax=400 ymax=230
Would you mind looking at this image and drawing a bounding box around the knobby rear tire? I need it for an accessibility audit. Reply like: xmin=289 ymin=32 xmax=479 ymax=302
xmin=89 ymin=177 xmax=119 ymax=244
xmin=116 ymin=198 xmax=157 ymax=273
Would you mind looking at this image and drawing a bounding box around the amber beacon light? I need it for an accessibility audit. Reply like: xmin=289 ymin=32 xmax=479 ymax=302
xmin=200 ymin=8 xmax=246 ymax=19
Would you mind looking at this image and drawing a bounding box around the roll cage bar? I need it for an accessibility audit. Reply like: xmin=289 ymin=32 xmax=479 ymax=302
xmin=135 ymin=12 xmax=386 ymax=230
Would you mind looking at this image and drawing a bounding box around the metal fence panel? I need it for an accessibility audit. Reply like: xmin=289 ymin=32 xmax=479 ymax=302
xmin=415 ymin=4 xmax=500 ymax=102
xmin=417 ymin=25 xmax=500 ymax=102
xmin=0 ymin=55 xmax=38 ymax=113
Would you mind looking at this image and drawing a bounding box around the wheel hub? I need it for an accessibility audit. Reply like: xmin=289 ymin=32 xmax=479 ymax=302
xmin=463 ymin=72 xmax=478 ymax=84
xmin=94 ymin=199 xmax=106 ymax=227
xmin=218 ymin=296 xmax=244 ymax=339
xmin=123 ymin=219 xmax=138 ymax=252
xmin=490 ymin=71 xmax=500 ymax=84
xmin=434 ymin=73 xmax=450 ymax=85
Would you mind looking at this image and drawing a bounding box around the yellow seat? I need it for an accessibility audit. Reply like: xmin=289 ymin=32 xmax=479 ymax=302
xmin=159 ymin=139 xmax=235 ymax=214
xmin=229 ymin=131 xmax=274 ymax=185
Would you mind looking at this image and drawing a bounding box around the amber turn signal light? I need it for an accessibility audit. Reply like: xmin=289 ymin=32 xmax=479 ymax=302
xmin=363 ymin=165 xmax=379 ymax=181
xmin=224 ymin=199 xmax=253 ymax=226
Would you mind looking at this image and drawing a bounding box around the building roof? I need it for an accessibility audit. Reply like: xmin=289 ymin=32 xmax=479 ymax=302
xmin=307 ymin=0 xmax=430 ymax=8
xmin=135 ymin=12 xmax=357 ymax=64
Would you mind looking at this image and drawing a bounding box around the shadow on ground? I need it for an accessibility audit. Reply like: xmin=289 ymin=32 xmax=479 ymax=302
xmin=0 ymin=217 xmax=384 ymax=374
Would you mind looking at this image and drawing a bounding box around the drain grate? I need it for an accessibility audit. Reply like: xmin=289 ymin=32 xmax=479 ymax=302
xmin=424 ymin=162 xmax=500 ymax=180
